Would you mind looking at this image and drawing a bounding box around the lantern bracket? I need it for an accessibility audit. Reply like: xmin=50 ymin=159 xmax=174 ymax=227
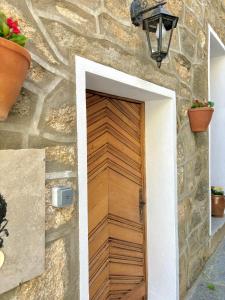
xmin=130 ymin=0 xmax=167 ymax=26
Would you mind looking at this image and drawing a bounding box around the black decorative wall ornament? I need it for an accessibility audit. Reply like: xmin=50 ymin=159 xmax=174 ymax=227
xmin=0 ymin=194 xmax=9 ymax=248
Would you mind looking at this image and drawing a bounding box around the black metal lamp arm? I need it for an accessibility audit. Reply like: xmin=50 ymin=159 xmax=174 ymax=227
xmin=131 ymin=0 xmax=167 ymax=26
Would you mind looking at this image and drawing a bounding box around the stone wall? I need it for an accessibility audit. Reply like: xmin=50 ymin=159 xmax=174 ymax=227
xmin=0 ymin=0 xmax=224 ymax=299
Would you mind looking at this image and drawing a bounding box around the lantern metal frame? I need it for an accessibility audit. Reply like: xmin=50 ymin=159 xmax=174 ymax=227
xmin=130 ymin=0 xmax=179 ymax=68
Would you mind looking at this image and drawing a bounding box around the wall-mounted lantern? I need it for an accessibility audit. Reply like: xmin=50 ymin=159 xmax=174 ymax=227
xmin=130 ymin=0 xmax=179 ymax=68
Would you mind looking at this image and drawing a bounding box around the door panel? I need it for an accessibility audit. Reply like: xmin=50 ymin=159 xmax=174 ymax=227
xmin=87 ymin=91 xmax=146 ymax=300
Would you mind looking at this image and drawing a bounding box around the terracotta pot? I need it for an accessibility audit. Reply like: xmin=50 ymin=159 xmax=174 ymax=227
xmin=211 ymin=195 xmax=225 ymax=217
xmin=0 ymin=38 xmax=31 ymax=120
xmin=188 ymin=107 xmax=214 ymax=132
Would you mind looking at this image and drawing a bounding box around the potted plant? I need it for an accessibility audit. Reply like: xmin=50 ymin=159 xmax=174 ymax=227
xmin=188 ymin=99 xmax=214 ymax=132
xmin=0 ymin=12 xmax=31 ymax=120
xmin=211 ymin=186 xmax=225 ymax=218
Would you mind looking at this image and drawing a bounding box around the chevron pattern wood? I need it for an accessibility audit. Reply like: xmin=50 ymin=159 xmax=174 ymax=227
xmin=87 ymin=91 xmax=146 ymax=300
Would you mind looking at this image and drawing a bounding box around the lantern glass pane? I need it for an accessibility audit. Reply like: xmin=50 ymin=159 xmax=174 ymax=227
xmin=144 ymin=16 xmax=159 ymax=54
xmin=160 ymin=24 xmax=171 ymax=53
xmin=160 ymin=17 xmax=175 ymax=53
xmin=148 ymin=30 xmax=159 ymax=53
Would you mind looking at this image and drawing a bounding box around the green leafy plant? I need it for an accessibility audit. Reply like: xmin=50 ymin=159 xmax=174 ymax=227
xmin=191 ymin=99 xmax=214 ymax=109
xmin=207 ymin=283 xmax=216 ymax=291
xmin=0 ymin=12 xmax=27 ymax=46
xmin=211 ymin=186 xmax=224 ymax=196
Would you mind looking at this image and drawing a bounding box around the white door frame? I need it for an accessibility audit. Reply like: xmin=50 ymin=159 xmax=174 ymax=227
xmin=75 ymin=56 xmax=179 ymax=300
xmin=208 ymin=25 xmax=225 ymax=236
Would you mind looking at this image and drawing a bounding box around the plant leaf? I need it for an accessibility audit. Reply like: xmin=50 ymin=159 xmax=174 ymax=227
xmin=2 ymin=23 xmax=9 ymax=36
xmin=207 ymin=283 xmax=215 ymax=291
xmin=208 ymin=101 xmax=214 ymax=108
xmin=9 ymin=34 xmax=27 ymax=47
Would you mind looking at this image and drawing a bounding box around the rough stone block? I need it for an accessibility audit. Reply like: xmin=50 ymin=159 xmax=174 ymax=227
xmin=180 ymin=27 xmax=196 ymax=61
xmin=179 ymin=252 xmax=188 ymax=298
xmin=193 ymin=64 xmax=208 ymax=99
xmin=33 ymin=0 xmax=101 ymax=11
xmin=0 ymin=132 xmax=24 ymax=150
xmin=45 ymin=145 xmax=76 ymax=173
xmin=189 ymin=209 xmax=202 ymax=233
xmin=185 ymin=158 xmax=198 ymax=193
xmin=195 ymin=132 xmax=209 ymax=151
xmin=28 ymin=135 xmax=65 ymax=149
xmin=177 ymin=98 xmax=192 ymax=125
xmin=188 ymin=247 xmax=205 ymax=288
xmin=178 ymin=200 xmax=188 ymax=250
xmin=166 ymin=0 xmax=184 ymax=19
xmin=198 ymin=220 xmax=209 ymax=246
xmin=177 ymin=137 xmax=185 ymax=166
xmin=190 ymin=0 xmax=205 ymax=25
xmin=28 ymin=61 xmax=58 ymax=92
xmin=38 ymin=80 xmax=76 ymax=137
xmin=188 ymin=227 xmax=202 ymax=255
xmin=184 ymin=7 xmax=198 ymax=34
xmin=195 ymin=176 xmax=209 ymax=203
xmin=98 ymin=13 xmax=146 ymax=56
xmin=6 ymin=89 xmax=37 ymax=125
xmin=104 ymin=0 xmax=130 ymax=21
xmin=0 ymin=149 xmax=45 ymax=294
xmin=181 ymin=125 xmax=196 ymax=158
xmin=173 ymin=53 xmax=191 ymax=82
xmin=178 ymin=166 xmax=185 ymax=195
xmin=170 ymin=28 xmax=180 ymax=52
xmin=16 ymin=239 xmax=68 ymax=300
xmin=179 ymin=82 xmax=192 ymax=99
xmin=35 ymin=0 xmax=97 ymax=36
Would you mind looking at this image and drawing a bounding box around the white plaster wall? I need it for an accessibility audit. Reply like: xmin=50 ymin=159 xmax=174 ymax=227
xmin=210 ymin=56 xmax=225 ymax=187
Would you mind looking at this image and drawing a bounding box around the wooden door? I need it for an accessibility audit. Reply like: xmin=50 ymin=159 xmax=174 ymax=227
xmin=87 ymin=90 xmax=146 ymax=300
